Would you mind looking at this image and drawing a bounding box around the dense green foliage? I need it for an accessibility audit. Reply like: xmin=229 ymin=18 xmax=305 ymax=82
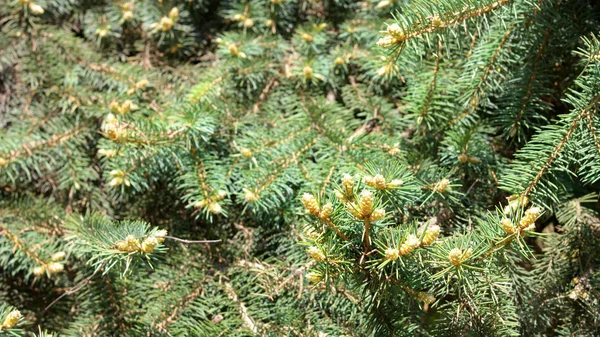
xmin=1 ymin=0 xmax=600 ymax=336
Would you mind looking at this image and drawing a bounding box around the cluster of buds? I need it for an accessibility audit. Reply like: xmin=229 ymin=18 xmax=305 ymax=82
xmin=364 ymin=174 xmax=403 ymax=190
xmin=243 ymin=188 xmax=259 ymax=203
xmin=20 ymin=0 xmax=44 ymax=15
xmin=228 ymin=43 xmax=247 ymax=58
xmin=101 ymin=113 xmax=128 ymax=141
xmin=504 ymin=195 xmax=529 ymax=215
xmin=33 ymin=263 xmax=64 ymax=276
xmin=109 ymin=100 xmax=138 ymax=114
xmin=155 ymin=7 xmax=178 ymax=32
xmin=457 ymin=153 xmax=481 ymax=164
xmin=384 ymin=234 xmax=421 ymax=261
xmin=302 ymin=193 xmax=333 ymax=220
xmin=193 ymin=190 xmax=227 ymax=214
xmin=448 ymin=247 xmax=473 ymax=266
xmin=115 ymin=230 xmax=166 ymax=254
xmin=1 ymin=309 xmax=21 ymax=330
xmin=432 ymin=178 xmax=450 ymax=193
xmin=500 ymin=206 xmax=541 ymax=235
xmin=240 ymin=147 xmax=253 ymax=158
xmin=121 ymin=2 xmax=134 ymax=21
xmin=376 ymin=23 xmax=405 ymax=48
xmin=346 ymin=190 xmax=386 ymax=222
xmin=386 ymin=143 xmax=401 ymax=156
xmin=306 ymin=246 xmax=326 ymax=262
xmin=109 ymin=170 xmax=131 ymax=187
xmin=568 ymin=277 xmax=591 ymax=301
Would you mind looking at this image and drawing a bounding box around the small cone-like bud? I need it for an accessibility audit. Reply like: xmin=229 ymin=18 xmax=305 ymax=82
xmin=421 ymin=225 xmax=440 ymax=246
xmin=51 ymin=251 xmax=66 ymax=261
xmin=341 ymin=174 xmax=354 ymax=195
xmin=346 ymin=202 xmax=362 ymax=219
xmin=370 ymin=208 xmax=385 ymax=222
xmin=240 ymin=147 xmax=252 ymax=158
xmin=319 ymin=203 xmax=333 ymax=219
xmin=387 ymin=23 xmax=403 ymax=39
xmin=266 ymin=19 xmax=274 ymax=27
xmin=433 ymin=178 xmax=450 ymax=193
xmin=519 ymin=207 xmax=541 ymax=230
xmin=217 ymin=190 xmax=227 ymax=199
xmin=154 ymin=229 xmax=168 ymax=243
xmin=169 ymin=7 xmax=179 ymax=19
xmin=33 ymin=265 xmax=45 ymax=276
xmin=303 ymin=66 xmax=313 ymax=80
xmin=399 ymin=234 xmax=420 ymax=255
xmin=307 ymin=246 xmax=326 ymax=262
xmin=141 ymin=236 xmax=159 ymax=253
xmin=335 ymin=57 xmax=344 ymax=65
xmin=244 ymin=189 xmax=259 ymax=203
xmin=359 ymin=190 xmax=373 ymax=217
xmin=208 ymin=202 xmax=222 ymax=214
xmin=301 ymin=33 xmax=313 ymax=42
xmin=448 ymin=248 xmax=463 ymax=266
xmin=28 ymin=2 xmax=44 ymax=15
xmin=243 ymin=18 xmax=254 ymax=28
xmin=501 ymin=218 xmax=515 ymax=234
xmin=47 ymin=262 xmax=64 ymax=274
xmin=160 ymin=17 xmax=174 ymax=31
xmin=431 ymin=15 xmax=442 ymax=28
xmin=123 ymin=10 xmax=133 ymax=21
xmin=417 ymin=292 xmax=436 ymax=304
xmin=1 ymin=309 xmax=21 ymax=329
xmin=384 ymin=247 xmax=399 ymax=261
xmin=306 ymin=272 xmax=322 ymax=282
xmin=302 ymin=193 xmax=320 ymax=216
xmin=193 ymin=199 xmax=208 ymax=208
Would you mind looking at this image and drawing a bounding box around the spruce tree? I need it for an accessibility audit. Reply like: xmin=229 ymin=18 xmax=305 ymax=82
xmin=1 ymin=0 xmax=600 ymax=336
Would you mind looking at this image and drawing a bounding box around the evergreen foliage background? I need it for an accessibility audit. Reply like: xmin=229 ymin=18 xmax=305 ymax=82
xmin=1 ymin=0 xmax=600 ymax=335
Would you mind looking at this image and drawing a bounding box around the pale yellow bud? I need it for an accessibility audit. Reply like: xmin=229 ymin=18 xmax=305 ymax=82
xmin=370 ymin=208 xmax=385 ymax=222
xmin=154 ymin=229 xmax=168 ymax=243
xmin=519 ymin=207 xmax=541 ymax=230
xmin=431 ymin=15 xmax=442 ymax=28
xmin=341 ymin=174 xmax=354 ymax=195
xmin=303 ymin=66 xmax=313 ymax=80
xmin=160 ymin=16 xmax=174 ymax=31
xmin=240 ymin=147 xmax=252 ymax=158
xmin=458 ymin=153 xmax=469 ymax=163
xmin=448 ymin=248 xmax=463 ymax=266
xmin=387 ymin=147 xmax=401 ymax=155
xmin=335 ymin=191 xmax=347 ymax=202
xmin=319 ymin=203 xmax=333 ymax=219
xmin=359 ymin=190 xmax=373 ymax=217
xmin=217 ymin=190 xmax=227 ymax=199
xmin=33 ymin=265 xmax=45 ymax=276
xmin=346 ymin=202 xmax=362 ymax=219
xmin=384 ymin=247 xmax=399 ymax=261
xmin=377 ymin=0 xmax=391 ymax=9
xmin=365 ymin=174 xmax=386 ymax=189
xmin=301 ymin=33 xmax=313 ymax=42
xmin=124 ymin=235 xmax=140 ymax=252
xmin=1 ymin=309 xmax=21 ymax=329
xmin=51 ymin=251 xmax=66 ymax=261
xmin=501 ymin=218 xmax=515 ymax=234
xmin=208 ymin=203 xmax=222 ymax=215
xmin=307 ymin=246 xmax=326 ymax=262
xmin=376 ymin=63 xmax=397 ymax=76
xmin=97 ymin=29 xmax=108 ymax=38
xmin=193 ymin=199 xmax=208 ymax=208
xmin=433 ymin=178 xmax=450 ymax=193
xmin=386 ymin=24 xmax=403 ymax=39
xmin=244 ymin=189 xmax=259 ymax=203
xmin=0 ymin=157 xmax=8 ymax=167
xmin=135 ymin=79 xmax=149 ymax=89
xmin=169 ymin=7 xmax=179 ymax=19
xmin=243 ymin=18 xmax=254 ymax=28
xmin=302 ymin=193 xmax=320 ymax=216
xmin=232 ymin=14 xmax=245 ymax=21
xmin=28 ymin=2 xmax=44 ymax=15
xmin=141 ymin=236 xmax=159 ymax=253
xmin=47 ymin=262 xmax=64 ymax=274
xmin=266 ymin=19 xmax=274 ymax=27
xmin=109 ymin=101 xmax=120 ymax=113
xmin=123 ymin=10 xmax=133 ymax=21
xmin=306 ymin=272 xmax=322 ymax=282
xmin=376 ymin=36 xmax=396 ymax=48
xmin=399 ymin=234 xmax=420 ymax=255
xmin=421 ymin=225 xmax=440 ymax=246
xmin=387 ymin=179 xmax=403 ymax=188
xmin=417 ymin=292 xmax=435 ymax=304
xmin=335 ymin=57 xmax=344 ymax=65
xmin=504 ymin=195 xmax=529 ymax=215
